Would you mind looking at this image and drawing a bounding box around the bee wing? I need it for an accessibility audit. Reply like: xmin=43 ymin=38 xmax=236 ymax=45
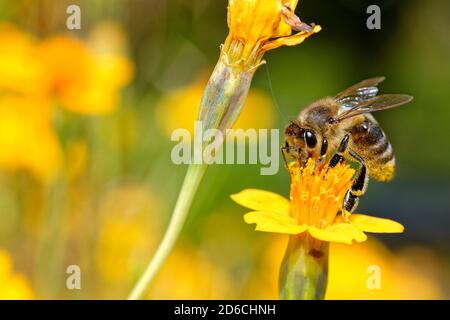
xmin=335 ymin=76 xmax=386 ymax=100
xmin=335 ymin=94 xmax=413 ymax=122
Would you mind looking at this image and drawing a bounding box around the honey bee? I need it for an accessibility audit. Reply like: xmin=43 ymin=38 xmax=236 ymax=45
xmin=282 ymin=77 xmax=413 ymax=214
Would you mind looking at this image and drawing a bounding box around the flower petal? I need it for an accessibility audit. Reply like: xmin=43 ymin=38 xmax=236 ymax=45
xmin=244 ymin=211 xmax=307 ymax=235
xmin=273 ymin=0 xmax=300 ymax=37
xmin=308 ymin=224 xmax=367 ymax=244
xmin=344 ymin=214 xmax=405 ymax=233
xmin=263 ymin=25 xmax=321 ymax=51
xmin=231 ymin=189 xmax=289 ymax=215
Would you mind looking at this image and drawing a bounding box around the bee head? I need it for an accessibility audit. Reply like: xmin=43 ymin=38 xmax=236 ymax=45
xmin=284 ymin=121 xmax=318 ymax=151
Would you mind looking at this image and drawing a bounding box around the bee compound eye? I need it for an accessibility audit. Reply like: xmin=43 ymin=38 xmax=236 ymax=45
xmin=304 ymin=130 xmax=317 ymax=148
xmin=361 ymin=122 xmax=369 ymax=132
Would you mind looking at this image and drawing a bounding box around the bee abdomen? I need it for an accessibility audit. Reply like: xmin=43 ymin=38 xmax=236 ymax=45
xmin=378 ymin=142 xmax=394 ymax=163
xmin=350 ymin=118 xmax=395 ymax=182
xmin=369 ymin=137 xmax=395 ymax=181
xmin=372 ymin=138 xmax=394 ymax=163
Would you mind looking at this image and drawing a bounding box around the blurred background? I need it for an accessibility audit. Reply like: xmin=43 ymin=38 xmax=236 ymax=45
xmin=0 ymin=0 xmax=448 ymax=299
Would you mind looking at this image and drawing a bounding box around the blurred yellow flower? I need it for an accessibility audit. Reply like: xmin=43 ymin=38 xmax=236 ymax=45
xmin=231 ymin=159 xmax=404 ymax=244
xmin=37 ymin=34 xmax=133 ymax=115
xmin=95 ymin=184 xmax=162 ymax=293
xmin=0 ymin=95 xmax=61 ymax=181
xmin=0 ymin=22 xmax=133 ymax=181
xmin=95 ymin=185 xmax=235 ymax=299
xmin=0 ymin=249 xmax=34 ymax=299
xmin=155 ymin=76 xmax=275 ymax=136
xmin=326 ymin=241 xmax=443 ymax=299
xmin=246 ymin=237 xmax=443 ymax=299
xmin=0 ymin=22 xmax=133 ymax=110
xmin=148 ymin=245 xmax=234 ymax=300
xmin=225 ymin=0 xmax=321 ymax=68
xmin=0 ymin=23 xmax=46 ymax=96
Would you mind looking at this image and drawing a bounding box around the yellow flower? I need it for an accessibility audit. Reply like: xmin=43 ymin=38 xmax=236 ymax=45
xmin=326 ymin=241 xmax=443 ymax=299
xmin=147 ymin=246 xmax=234 ymax=300
xmin=0 ymin=23 xmax=46 ymax=96
xmin=156 ymin=75 xmax=275 ymax=136
xmin=95 ymin=185 xmax=235 ymax=299
xmin=231 ymin=159 xmax=404 ymax=244
xmin=0 ymin=22 xmax=133 ymax=181
xmin=95 ymin=184 xmax=162 ymax=295
xmin=225 ymin=0 xmax=321 ymax=69
xmin=245 ymin=237 xmax=444 ymax=299
xmin=37 ymin=33 xmax=133 ymax=115
xmin=0 ymin=249 xmax=34 ymax=299
xmin=0 ymin=95 xmax=61 ymax=181
xmin=0 ymin=22 xmax=133 ymax=115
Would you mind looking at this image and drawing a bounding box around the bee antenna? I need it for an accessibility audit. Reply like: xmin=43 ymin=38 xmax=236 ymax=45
xmin=289 ymin=119 xmax=300 ymax=127
xmin=264 ymin=64 xmax=289 ymax=124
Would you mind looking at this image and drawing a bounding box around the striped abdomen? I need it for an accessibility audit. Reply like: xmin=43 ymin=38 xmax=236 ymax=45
xmin=349 ymin=114 xmax=395 ymax=182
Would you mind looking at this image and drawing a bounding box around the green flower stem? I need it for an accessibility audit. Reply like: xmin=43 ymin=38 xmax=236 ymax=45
xmin=127 ymin=50 xmax=257 ymax=300
xmin=279 ymin=235 xmax=329 ymax=300
xmin=128 ymin=163 xmax=207 ymax=300
xmin=198 ymin=51 xmax=256 ymax=135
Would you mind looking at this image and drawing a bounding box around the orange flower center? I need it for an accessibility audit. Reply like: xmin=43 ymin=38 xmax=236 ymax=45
xmin=289 ymin=159 xmax=355 ymax=228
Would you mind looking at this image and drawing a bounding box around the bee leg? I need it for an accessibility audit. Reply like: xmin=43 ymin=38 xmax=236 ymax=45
xmin=281 ymin=142 xmax=291 ymax=170
xmin=320 ymin=137 xmax=328 ymax=160
xmin=342 ymin=150 xmax=369 ymax=220
xmin=314 ymin=137 xmax=329 ymax=173
xmin=328 ymin=134 xmax=350 ymax=169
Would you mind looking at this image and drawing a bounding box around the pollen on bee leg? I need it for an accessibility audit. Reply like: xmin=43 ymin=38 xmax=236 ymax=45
xmin=342 ymin=210 xmax=351 ymax=223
